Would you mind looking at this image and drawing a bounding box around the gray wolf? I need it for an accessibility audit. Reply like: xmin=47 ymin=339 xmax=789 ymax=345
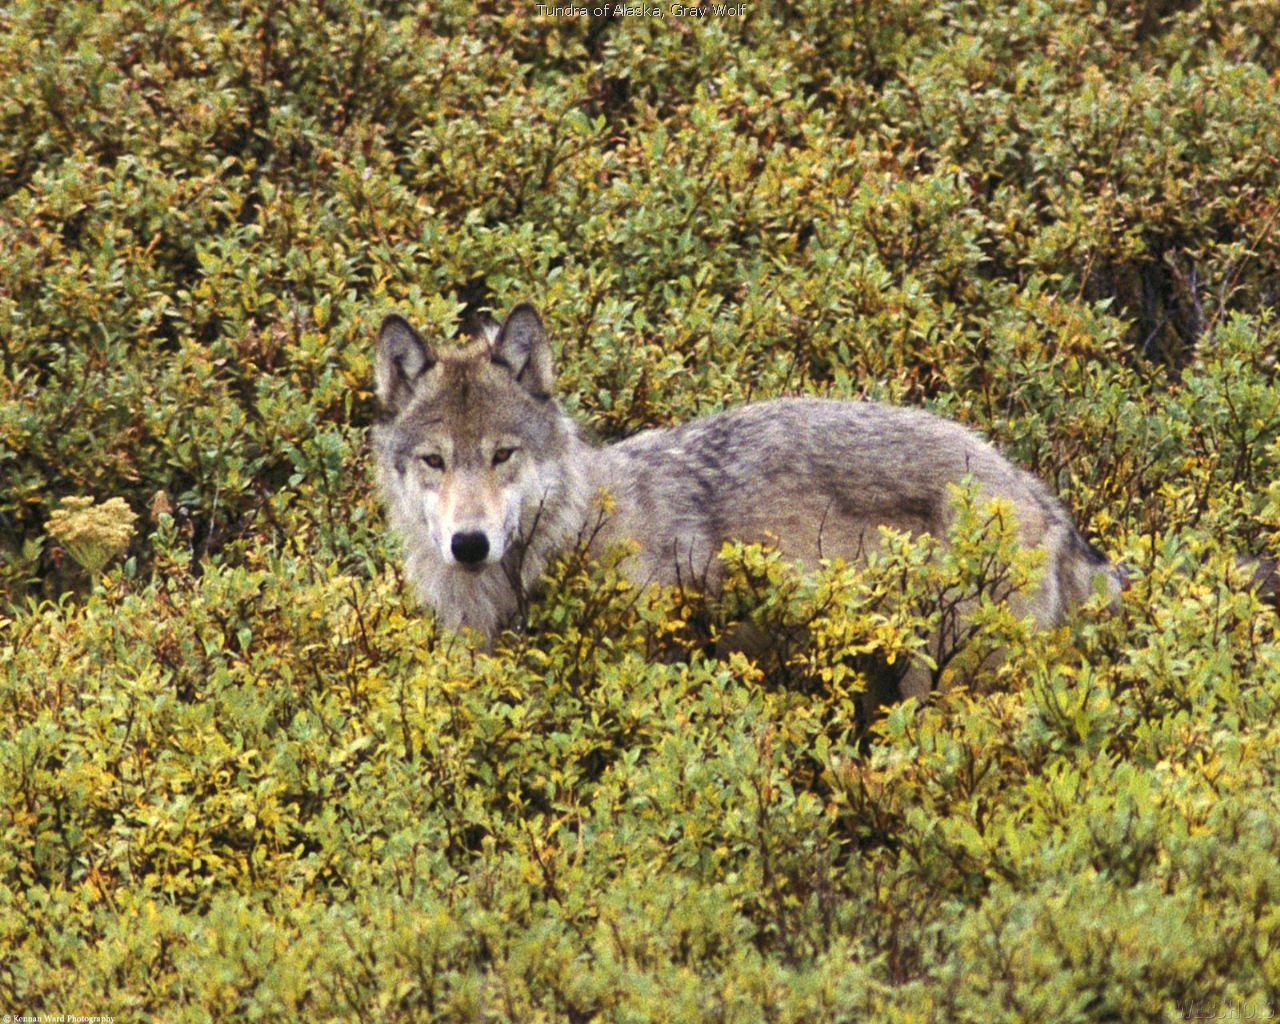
xmin=372 ymin=303 xmax=1125 ymax=699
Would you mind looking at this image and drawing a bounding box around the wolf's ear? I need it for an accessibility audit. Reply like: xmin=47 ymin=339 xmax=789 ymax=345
xmin=375 ymin=314 xmax=435 ymax=411
xmin=491 ymin=303 xmax=554 ymax=397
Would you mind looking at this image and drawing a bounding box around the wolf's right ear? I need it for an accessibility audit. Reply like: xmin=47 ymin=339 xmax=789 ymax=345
xmin=375 ymin=315 xmax=436 ymax=412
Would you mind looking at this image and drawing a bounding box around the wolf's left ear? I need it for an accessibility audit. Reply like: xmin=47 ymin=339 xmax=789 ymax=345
xmin=491 ymin=303 xmax=554 ymax=397
xmin=375 ymin=314 xmax=435 ymax=412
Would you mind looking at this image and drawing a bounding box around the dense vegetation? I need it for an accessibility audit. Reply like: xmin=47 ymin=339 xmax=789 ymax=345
xmin=3 ymin=1 xmax=1280 ymax=1019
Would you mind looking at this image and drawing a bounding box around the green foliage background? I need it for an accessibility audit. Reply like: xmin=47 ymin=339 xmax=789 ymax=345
xmin=3 ymin=1 xmax=1280 ymax=1019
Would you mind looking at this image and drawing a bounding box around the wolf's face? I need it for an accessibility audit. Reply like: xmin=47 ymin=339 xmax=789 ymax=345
xmin=372 ymin=304 xmax=570 ymax=572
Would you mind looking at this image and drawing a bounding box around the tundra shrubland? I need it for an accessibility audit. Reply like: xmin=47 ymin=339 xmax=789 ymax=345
xmin=3 ymin=1 xmax=1280 ymax=1020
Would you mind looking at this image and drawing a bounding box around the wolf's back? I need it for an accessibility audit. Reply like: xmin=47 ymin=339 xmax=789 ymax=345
xmin=589 ymin=398 xmax=1119 ymax=625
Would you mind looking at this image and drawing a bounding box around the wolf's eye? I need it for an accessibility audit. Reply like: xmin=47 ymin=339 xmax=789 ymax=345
xmin=420 ymin=453 xmax=445 ymax=471
xmin=492 ymin=447 xmax=517 ymax=466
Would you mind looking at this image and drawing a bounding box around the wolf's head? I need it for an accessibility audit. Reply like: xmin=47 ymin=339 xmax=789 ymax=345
xmin=371 ymin=304 xmax=580 ymax=578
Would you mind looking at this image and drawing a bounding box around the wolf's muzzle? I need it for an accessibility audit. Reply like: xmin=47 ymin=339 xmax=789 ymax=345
xmin=451 ymin=531 xmax=490 ymax=567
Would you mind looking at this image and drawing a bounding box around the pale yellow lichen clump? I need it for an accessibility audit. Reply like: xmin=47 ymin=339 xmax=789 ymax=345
xmin=47 ymin=496 xmax=138 ymax=580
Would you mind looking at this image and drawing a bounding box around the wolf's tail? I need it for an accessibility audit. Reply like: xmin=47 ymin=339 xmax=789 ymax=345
xmin=1243 ymin=557 xmax=1280 ymax=608
xmin=1095 ymin=554 xmax=1276 ymax=612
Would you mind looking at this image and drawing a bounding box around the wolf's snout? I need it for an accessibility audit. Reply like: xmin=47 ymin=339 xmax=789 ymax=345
xmin=451 ymin=531 xmax=490 ymax=566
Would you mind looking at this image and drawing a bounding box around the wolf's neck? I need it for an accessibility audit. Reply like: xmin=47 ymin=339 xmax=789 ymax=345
xmin=505 ymin=438 xmax=599 ymax=580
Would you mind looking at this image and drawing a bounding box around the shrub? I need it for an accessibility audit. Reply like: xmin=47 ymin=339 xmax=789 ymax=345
xmin=3 ymin=1 xmax=1279 ymax=1019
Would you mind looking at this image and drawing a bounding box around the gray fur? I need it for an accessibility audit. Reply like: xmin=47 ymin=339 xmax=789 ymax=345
xmin=375 ymin=315 xmax=435 ymax=414
xmin=490 ymin=302 xmax=555 ymax=397
xmin=372 ymin=305 xmax=1123 ymax=695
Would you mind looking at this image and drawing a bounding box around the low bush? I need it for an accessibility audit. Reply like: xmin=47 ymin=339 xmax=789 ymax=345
xmin=3 ymin=1 xmax=1280 ymax=1019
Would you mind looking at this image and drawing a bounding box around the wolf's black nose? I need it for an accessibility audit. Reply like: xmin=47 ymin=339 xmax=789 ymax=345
xmin=451 ymin=531 xmax=490 ymax=565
